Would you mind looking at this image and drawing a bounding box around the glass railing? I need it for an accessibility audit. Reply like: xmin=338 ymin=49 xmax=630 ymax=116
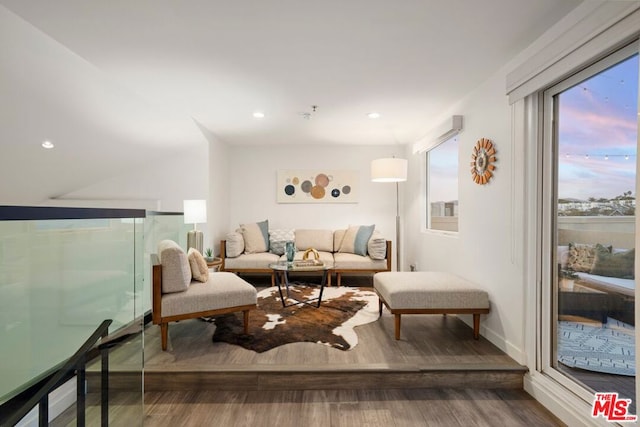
xmin=143 ymin=212 xmax=190 ymax=313
xmin=0 ymin=206 xmax=144 ymax=425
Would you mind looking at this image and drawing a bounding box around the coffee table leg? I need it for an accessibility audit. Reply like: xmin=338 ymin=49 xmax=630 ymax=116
xmin=282 ymin=270 xmax=294 ymax=301
xmin=316 ymin=270 xmax=328 ymax=308
xmin=276 ymin=271 xmax=286 ymax=307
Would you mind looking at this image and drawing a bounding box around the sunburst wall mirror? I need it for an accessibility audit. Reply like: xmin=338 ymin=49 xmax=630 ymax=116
xmin=470 ymin=138 xmax=497 ymax=185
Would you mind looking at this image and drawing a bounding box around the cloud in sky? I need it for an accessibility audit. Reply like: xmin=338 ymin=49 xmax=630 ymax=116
xmin=557 ymin=53 xmax=638 ymax=200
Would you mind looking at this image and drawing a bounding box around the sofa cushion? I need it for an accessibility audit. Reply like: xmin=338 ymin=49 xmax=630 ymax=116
xmin=367 ymin=230 xmax=387 ymax=260
xmin=295 ymin=229 xmax=334 ymax=252
xmin=590 ymin=246 xmax=635 ymax=279
xmin=225 ymin=230 xmax=245 ymax=258
xmin=334 ymin=252 xmax=388 ymax=270
xmin=339 ymin=224 xmax=375 ymax=256
xmin=575 ymin=272 xmax=635 ymax=296
xmin=187 ymin=248 xmax=209 ymax=283
xmin=158 ymin=240 xmax=191 ymax=294
xmin=224 ymin=252 xmax=280 ymax=269
xmin=162 ymin=272 xmax=257 ymax=317
xmin=269 ymin=229 xmax=295 ymax=255
xmin=240 ymin=220 xmax=270 ymax=254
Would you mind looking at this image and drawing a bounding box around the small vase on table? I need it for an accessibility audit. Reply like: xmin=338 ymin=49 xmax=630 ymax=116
xmin=285 ymin=241 xmax=295 ymax=265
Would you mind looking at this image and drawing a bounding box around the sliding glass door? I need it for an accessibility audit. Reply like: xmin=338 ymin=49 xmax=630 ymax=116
xmin=542 ymin=43 xmax=638 ymax=410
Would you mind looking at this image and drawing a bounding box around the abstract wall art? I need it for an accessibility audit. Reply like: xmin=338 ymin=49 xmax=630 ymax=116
xmin=277 ymin=170 xmax=359 ymax=203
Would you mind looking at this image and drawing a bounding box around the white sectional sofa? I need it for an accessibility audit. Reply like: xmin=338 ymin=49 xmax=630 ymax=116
xmin=220 ymin=222 xmax=392 ymax=286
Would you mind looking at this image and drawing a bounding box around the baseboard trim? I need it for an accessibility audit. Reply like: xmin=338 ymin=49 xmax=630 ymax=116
xmin=458 ymin=314 xmax=526 ymax=365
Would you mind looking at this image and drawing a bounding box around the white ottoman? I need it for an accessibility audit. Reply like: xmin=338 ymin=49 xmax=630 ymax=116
xmin=373 ymin=271 xmax=490 ymax=340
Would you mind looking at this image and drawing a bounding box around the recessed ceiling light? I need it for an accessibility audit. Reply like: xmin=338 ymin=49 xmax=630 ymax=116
xmin=41 ymin=140 xmax=54 ymax=149
xmin=253 ymin=111 xmax=265 ymax=119
xmin=367 ymin=112 xmax=381 ymax=119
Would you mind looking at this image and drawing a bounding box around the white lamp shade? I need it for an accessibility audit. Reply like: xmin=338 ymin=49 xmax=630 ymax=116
xmin=371 ymin=158 xmax=408 ymax=182
xmin=183 ymin=200 xmax=207 ymax=224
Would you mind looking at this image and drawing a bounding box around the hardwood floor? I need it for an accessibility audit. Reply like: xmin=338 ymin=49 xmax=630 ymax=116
xmin=141 ymin=388 xmax=562 ymax=427
xmin=51 ymin=388 xmax=564 ymax=427
xmin=69 ymin=277 xmax=565 ymax=426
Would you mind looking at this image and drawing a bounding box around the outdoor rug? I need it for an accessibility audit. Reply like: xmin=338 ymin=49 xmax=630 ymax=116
xmin=203 ymin=285 xmax=379 ymax=353
xmin=558 ymin=317 xmax=635 ymax=376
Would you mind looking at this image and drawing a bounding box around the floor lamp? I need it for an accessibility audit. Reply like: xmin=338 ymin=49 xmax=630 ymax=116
xmin=371 ymin=158 xmax=408 ymax=271
xmin=184 ymin=199 xmax=207 ymax=254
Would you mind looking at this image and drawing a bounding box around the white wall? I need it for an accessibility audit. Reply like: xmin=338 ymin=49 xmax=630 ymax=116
xmin=42 ymin=145 xmax=209 ymax=212
xmin=199 ymin=122 xmax=231 ymax=255
xmin=227 ymin=144 xmax=404 ymax=268
xmin=404 ymin=67 xmax=527 ymax=363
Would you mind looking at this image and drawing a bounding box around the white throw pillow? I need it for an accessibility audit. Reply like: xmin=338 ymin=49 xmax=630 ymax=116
xmin=367 ymin=231 xmax=387 ymax=260
xmin=188 ymin=248 xmax=209 ymax=283
xmin=225 ymin=230 xmax=245 ymax=258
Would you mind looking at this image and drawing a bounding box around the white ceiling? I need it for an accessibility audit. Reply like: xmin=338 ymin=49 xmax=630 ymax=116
xmin=1 ymin=0 xmax=582 ymax=148
xmin=0 ymin=1 xmax=585 ymax=205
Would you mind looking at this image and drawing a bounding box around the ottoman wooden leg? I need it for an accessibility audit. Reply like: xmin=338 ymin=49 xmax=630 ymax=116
xmin=473 ymin=313 xmax=480 ymax=339
xmin=395 ymin=314 xmax=401 ymax=340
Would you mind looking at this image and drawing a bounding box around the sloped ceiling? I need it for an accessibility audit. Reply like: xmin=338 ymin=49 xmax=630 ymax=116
xmin=0 ymin=1 xmax=582 ymax=204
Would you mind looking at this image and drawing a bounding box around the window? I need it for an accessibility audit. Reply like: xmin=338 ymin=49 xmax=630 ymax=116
xmin=543 ymin=46 xmax=638 ymax=408
xmin=426 ymin=135 xmax=458 ymax=232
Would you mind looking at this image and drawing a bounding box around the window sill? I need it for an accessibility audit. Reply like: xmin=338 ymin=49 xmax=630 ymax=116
xmin=422 ymin=228 xmax=459 ymax=238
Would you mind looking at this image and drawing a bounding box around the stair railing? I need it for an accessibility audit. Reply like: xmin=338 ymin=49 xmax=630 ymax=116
xmin=1 ymin=319 xmax=112 ymax=427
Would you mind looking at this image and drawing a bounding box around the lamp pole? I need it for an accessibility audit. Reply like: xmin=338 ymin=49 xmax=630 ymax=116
xmin=395 ymin=181 xmax=401 ymax=271
xmin=370 ymin=157 xmax=407 ymax=272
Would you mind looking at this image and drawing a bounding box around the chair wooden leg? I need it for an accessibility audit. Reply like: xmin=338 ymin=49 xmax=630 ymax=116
xmin=243 ymin=310 xmax=250 ymax=335
xmin=160 ymin=323 xmax=168 ymax=351
xmin=378 ymin=299 xmax=383 ymax=317
xmin=394 ymin=314 xmax=401 ymax=340
xmin=271 ymin=272 xmax=275 ymax=287
xmin=473 ymin=313 xmax=480 ymax=339
xmin=327 ymin=273 xmax=331 ymax=287
xmin=337 ymin=273 xmax=342 ymax=287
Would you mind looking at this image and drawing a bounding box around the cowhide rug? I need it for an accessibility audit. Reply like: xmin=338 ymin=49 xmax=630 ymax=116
xmin=203 ymin=286 xmax=379 ymax=353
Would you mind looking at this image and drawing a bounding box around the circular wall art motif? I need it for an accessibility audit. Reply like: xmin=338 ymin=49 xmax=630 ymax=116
xmin=300 ymin=180 xmax=313 ymax=193
xmin=310 ymin=185 xmax=325 ymax=199
xmin=277 ymin=170 xmax=358 ymax=203
xmin=470 ymin=138 xmax=497 ymax=185
xmin=315 ymin=173 xmax=330 ymax=187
